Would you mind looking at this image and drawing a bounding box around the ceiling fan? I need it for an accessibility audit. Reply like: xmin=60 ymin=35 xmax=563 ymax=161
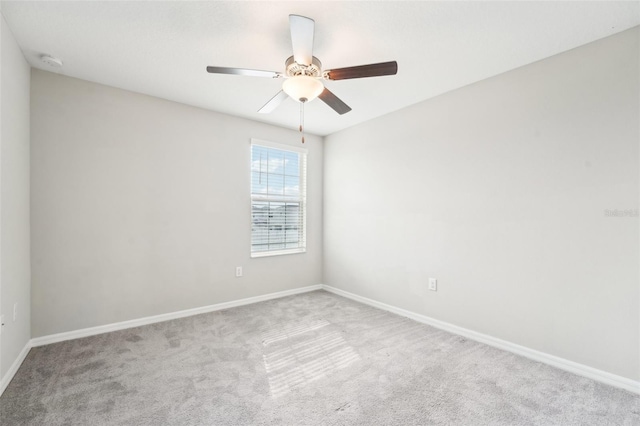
xmin=206 ymin=14 xmax=398 ymax=131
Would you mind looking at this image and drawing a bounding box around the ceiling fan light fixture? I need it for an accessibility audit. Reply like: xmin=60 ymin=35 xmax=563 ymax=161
xmin=282 ymin=76 xmax=324 ymax=103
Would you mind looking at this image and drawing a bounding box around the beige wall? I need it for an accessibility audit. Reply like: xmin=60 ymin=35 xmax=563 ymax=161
xmin=324 ymin=27 xmax=639 ymax=380
xmin=30 ymin=70 xmax=323 ymax=337
xmin=0 ymin=14 xmax=31 ymax=379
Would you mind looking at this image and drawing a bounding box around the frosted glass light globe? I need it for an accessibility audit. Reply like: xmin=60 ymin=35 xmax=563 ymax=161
xmin=282 ymin=76 xmax=324 ymax=102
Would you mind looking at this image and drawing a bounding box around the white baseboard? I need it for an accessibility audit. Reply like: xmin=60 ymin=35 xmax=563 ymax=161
xmin=320 ymin=284 xmax=640 ymax=395
xmin=31 ymin=284 xmax=323 ymax=347
xmin=0 ymin=341 xmax=31 ymax=396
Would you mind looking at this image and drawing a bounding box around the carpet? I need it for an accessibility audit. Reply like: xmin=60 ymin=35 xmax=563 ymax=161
xmin=1 ymin=290 xmax=638 ymax=425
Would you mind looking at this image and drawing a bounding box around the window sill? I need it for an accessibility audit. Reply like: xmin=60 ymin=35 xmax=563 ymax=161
xmin=251 ymin=248 xmax=306 ymax=258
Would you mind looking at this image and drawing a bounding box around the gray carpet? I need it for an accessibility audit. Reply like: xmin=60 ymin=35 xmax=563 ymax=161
xmin=1 ymin=290 xmax=638 ymax=425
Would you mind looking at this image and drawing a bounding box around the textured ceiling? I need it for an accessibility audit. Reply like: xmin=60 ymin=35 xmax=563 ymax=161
xmin=2 ymin=1 xmax=638 ymax=136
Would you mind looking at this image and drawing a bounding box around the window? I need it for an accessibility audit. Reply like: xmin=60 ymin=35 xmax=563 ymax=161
xmin=251 ymin=139 xmax=307 ymax=257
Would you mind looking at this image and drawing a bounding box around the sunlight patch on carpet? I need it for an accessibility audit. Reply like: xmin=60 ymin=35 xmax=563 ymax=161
xmin=261 ymin=319 xmax=330 ymax=346
xmin=262 ymin=322 xmax=361 ymax=397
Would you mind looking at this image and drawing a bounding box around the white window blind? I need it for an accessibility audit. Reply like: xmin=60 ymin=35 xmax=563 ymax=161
xmin=251 ymin=139 xmax=307 ymax=257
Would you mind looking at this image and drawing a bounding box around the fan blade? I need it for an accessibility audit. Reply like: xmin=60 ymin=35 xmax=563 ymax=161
xmin=258 ymin=90 xmax=289 ymax=114
xmin=206 ymin=66 xmax=281 ymax=78
xmin=289 ymin=15 xmax=314 ymax=65
xmin=318 ymin=88 xmax=352 ymax=115
xmin=324 ymin=61 xmax=398 ymax=80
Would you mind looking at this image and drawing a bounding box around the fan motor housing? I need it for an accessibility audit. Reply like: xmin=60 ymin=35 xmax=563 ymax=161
xmin=285 ymin=56 xmax=322 ymax=77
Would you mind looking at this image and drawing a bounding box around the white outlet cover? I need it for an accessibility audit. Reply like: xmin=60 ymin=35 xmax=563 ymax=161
xmin=428 ymin=278 xmax=438 ymax=291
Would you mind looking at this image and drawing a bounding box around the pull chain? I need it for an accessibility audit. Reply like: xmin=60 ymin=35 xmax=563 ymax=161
xmin=299 ymin=98 xmax=306 ymax=144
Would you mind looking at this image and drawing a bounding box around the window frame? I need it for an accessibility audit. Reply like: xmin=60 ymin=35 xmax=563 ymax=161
xmin=250 ymin=138 xmax=307 ymax=258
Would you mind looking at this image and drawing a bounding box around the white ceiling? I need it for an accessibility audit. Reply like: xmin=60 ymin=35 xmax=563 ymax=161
xmin=2 ymin=1 xmax=638 ymax=136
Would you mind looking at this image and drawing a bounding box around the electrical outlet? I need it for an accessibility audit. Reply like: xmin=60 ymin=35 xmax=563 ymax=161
xmin=428 ymin=278 xmax=437 ymax=292
xmin=13 ymin=303 xmax=18 ymax=321
xmin=235 ymin=266 xmax=243 ymax=277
